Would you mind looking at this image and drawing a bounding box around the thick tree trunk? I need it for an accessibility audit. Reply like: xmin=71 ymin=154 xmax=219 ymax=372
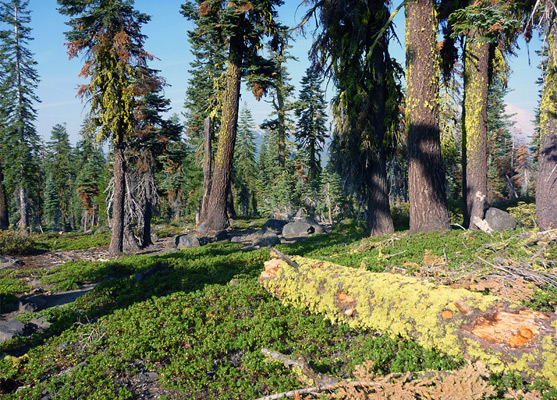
xmin=0 ymin=165 xmax=9 ymax=230
xmin=367 ymin=39 xmax=394 ymax=237
xmin=462 ymin=34 xmax=490 ymax=229
xmin=141 ymin=170 xmax=154 ymax=248
xmin=200 ymin=116 xmax=212 ymax=223
xmin=226 ymin=183 xmax=236 ymax=219
xmin=259 ymin=253 xmax=557 ymax=386
xmin=202 ymin=34 xmax=243 ymax=231
xmin=109 ymin=141 xmax=126 ymax=255
xmin=537 ymin=30 xmax=557 ymax=231
xmin=405 ymin=0 xmax=450 ymax=234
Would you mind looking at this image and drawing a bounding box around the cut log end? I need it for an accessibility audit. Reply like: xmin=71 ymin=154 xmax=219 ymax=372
xmin=470 ymin=310 xmax=549 ymax=348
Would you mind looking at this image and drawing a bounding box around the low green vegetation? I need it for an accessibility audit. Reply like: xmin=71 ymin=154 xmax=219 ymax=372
xmin=0 ymin=217 xmax=555 ymax=399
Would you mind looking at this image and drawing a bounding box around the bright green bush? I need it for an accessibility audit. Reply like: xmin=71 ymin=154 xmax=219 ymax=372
xmin=507 ymin=202 xmax=537 ymax=229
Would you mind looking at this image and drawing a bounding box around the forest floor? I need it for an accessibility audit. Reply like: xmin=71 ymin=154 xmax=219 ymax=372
xmin=0 ymin=218 xmax=556 ymax=399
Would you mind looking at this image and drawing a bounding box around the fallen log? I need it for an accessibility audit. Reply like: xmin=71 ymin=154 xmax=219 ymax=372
xmin=259 ymin=251 xmax=557 ymax=387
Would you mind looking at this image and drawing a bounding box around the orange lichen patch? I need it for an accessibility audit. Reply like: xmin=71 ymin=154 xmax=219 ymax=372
xmin=471 ymin=310 xmax=549 ymax=348
xmin=260 ymin=259 xmax=283 ymax=279
xmin=337 ymin=290 xmax=357 ymax=317
xmin=442 ymin=310 xmax=454 ymax=320
xmin=310 ymin=262 xmax=324 ymax=269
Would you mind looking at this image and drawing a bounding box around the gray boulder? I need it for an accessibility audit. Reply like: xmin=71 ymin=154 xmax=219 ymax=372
xmin=485 ymin=208 xmax=517 ymax=231
xmin=261 ymin=219 xmax=288 ymax=234
xmin=175 ymin=234 xmax=200 ymax=249
xmin=252 ymin=232 xmax=281 ymax=248
xmin=0 ymin=320 xmax=26 ymax=343
xmin=214 ymin=230 xmax=229 ymax=242
xmin=298 ymin=216 xmax=325 ymax=234
xmin=282 ymin=220 xmax=323 ymax=238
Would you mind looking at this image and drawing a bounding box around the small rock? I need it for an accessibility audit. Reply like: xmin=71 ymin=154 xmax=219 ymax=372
xmin=0 ymin=320 xmax=26 ymax=342
xmin=252 ymin=232 xmax=281 ymax=248
xmin=175 ymin=234 xmax=200 ymax=249
xmin=485 ymin=208 xmax=517 ymax=231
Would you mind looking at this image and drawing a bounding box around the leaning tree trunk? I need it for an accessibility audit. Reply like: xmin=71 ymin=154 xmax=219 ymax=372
xmin=201 ymin=34 xmax=243 ymax=231
xmin=0 ymin=164 xmax=8 ymax=230
xmin=537 ymin=28 xmax=557 ymax=231
xmin=405 ymin=0 xmax=450 ymax=234
xmin=462 ymin=32 xmax=490 ymax=229
xmin=109 ymin=139 xmax=126 ymax=255
xmin=259 ymin=252 xmax=557 ymax=387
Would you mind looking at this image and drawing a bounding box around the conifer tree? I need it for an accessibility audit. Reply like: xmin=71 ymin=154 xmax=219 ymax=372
xmin=0 ymin=0 xmax=40 ymax=233
xmin=405 ymin=0 xmax=450 ymax=233
xmin=45 ymin=123 xmax=73 ymax=230
xmin=295 ymin=66 xmax=328 ymax=184
xmin=233 ymin=103 xmax=257 ymax=216
xmin=183 ymin=0 xmax=283 ymax=231
xmin=58 ymin=0 xmax=162 ymax=254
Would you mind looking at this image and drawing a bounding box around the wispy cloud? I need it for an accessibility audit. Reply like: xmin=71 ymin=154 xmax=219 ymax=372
xmin=505 ymin=103 xmax=535 ymax=143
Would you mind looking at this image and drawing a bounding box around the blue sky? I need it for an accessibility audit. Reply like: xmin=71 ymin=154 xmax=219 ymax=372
xmin=24 ymin=0 xmax=542 ymax=144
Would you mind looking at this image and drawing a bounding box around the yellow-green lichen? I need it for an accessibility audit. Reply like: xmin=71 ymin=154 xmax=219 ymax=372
xmin=260 ymin=256 xmax=557 ymax=386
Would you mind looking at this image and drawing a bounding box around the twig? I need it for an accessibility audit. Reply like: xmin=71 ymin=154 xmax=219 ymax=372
xmin=450 ymin=223 xmax=466 ymax=230
xmin=254 ymin=381 xmax=383 ymax=400
xmin=270 ymin=249 xmax=300 ymax=270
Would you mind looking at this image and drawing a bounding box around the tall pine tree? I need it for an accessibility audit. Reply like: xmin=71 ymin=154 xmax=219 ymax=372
xmin=0 ymin=0 xmax=40 ymax=233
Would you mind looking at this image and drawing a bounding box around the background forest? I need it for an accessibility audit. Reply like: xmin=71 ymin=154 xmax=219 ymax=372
xmin=0 ymin=0 xmax=554 ymax=254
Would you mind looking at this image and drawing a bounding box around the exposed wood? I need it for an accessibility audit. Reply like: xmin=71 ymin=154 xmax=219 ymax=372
xmin=259 ymin=254 xmax=557 ymax=386
xmin=200 ymin=116 xmax=212 ymax=223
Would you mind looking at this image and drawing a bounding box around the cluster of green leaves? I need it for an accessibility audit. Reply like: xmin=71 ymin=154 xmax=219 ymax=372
xmin=32 ymin=232 xmax=111 ymax=252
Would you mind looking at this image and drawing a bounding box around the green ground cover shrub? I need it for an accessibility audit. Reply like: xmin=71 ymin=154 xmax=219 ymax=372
xmin=0 ymin=231 xmax=35 ymax=255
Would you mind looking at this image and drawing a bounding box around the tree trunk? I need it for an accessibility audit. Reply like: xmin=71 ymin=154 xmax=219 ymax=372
xmin=462 ymin=33 xmax=490 ymax=229
xmin=18 ymin=186 xmax=28 ymax=234
xmin=0 ymin=164 xmax=9 ymax=230
xmin=537 ymin=29 xmax=557 ymax=231
xmin=367 ymin=38 xmax=394 ymax=237
xmin=109 ymin=141 xmax=126 ymax=255
xmin=200 ymin=116 xmax=213 ymax=223
xmin=141 ymin=171 xmax=154 ymax=248
xmin=202 ymin=34 xmax=243 ymax=231
xmin=405 ymin=0 xmax=450 ymax=234
xmin=259 ymin=253 xmax=557 ymax=386
xmin=226 ymin=183 xmax=236 ymax=219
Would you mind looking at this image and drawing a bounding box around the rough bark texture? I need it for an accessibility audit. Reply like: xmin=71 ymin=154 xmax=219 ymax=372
xmin=259 ymin=254 xmax=557 ymax=386
xmin=405 ymin=0 xmax=450 ymax=234
xmin=18 ymin=186 xmax=28 ymax=234
xmin=200 ymin=116 xmax=212 ymax=223
xmin=462 ymin=35 xmax=490 ymax=229
xmin=109 ymin=142 xmax=126 ymax=255
xmin=202 ymin=34 xmax=243 ymax=231
xmin=0 ymin=165 xmax=9 ymax=230
xmin=537 ymin=30 xmax=557 ymax=231
xmin=367 ymin=40 xmax=394 ymax=237
xmin=141 ymin=169 xmax=154 ymax=248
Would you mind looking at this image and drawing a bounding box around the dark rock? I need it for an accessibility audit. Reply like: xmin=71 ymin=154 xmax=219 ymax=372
xmin=261 ymin=219 xmax=288 ymax=234
xmin=252 ymin=232 xmax=281 ymax=248
xmin=0 ymin=320 xmax=26 ymax=342
xmin=298 ymin=216 xmax=325 ymax=234
xmin=293 ymin=208 xmax=306 ymax=220
xmin=175 ymin=234 xmax=200 ymax=249
xmin=485 ymin=208 xmax=517 ymax=231
xmin=0 ymin=256 xmax=23 ymax=270
xmin=214 ymin=230 xmax=229 ymax=241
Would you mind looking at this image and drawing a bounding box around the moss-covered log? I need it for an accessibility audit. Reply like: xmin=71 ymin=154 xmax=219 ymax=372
xmin=259 ymin=253 xmax=557 ymax=386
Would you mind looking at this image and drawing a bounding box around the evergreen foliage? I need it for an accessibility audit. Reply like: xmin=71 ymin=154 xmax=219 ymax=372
xmin=233 ymin=103 xmax=257 ymax=216
xmin=294 ymin=66 xmax=328 ymax=184
xmin=0 ymin=0 xmax=41 ymax=233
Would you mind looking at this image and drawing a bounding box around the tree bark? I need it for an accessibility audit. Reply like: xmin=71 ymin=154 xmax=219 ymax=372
xmin=405 ymin=0 xmax=450 ymax=234
xmin=200 ymin=116 xmax=212 ymax=223
xmin=537 ymin=29 xmax=557 ymax=231
xmin=109 ymin=140 xmax=126 ymax=255
xmin=202 ymin=33 xmax=243 ymax=231
xmin=0 ymin=164 xmax=9 ymax=230
xmin=462 ymin=33 xmax=490 ymax=229
xmin=367 ymin=38 xmax=394 ymax=237
xmin=141 ymin=168 xmax=155 ymax=248
xmin=18 ymin=186 xmax=28 ymax=234
xmin=259 ymin=253 xmax=557 ymax=386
